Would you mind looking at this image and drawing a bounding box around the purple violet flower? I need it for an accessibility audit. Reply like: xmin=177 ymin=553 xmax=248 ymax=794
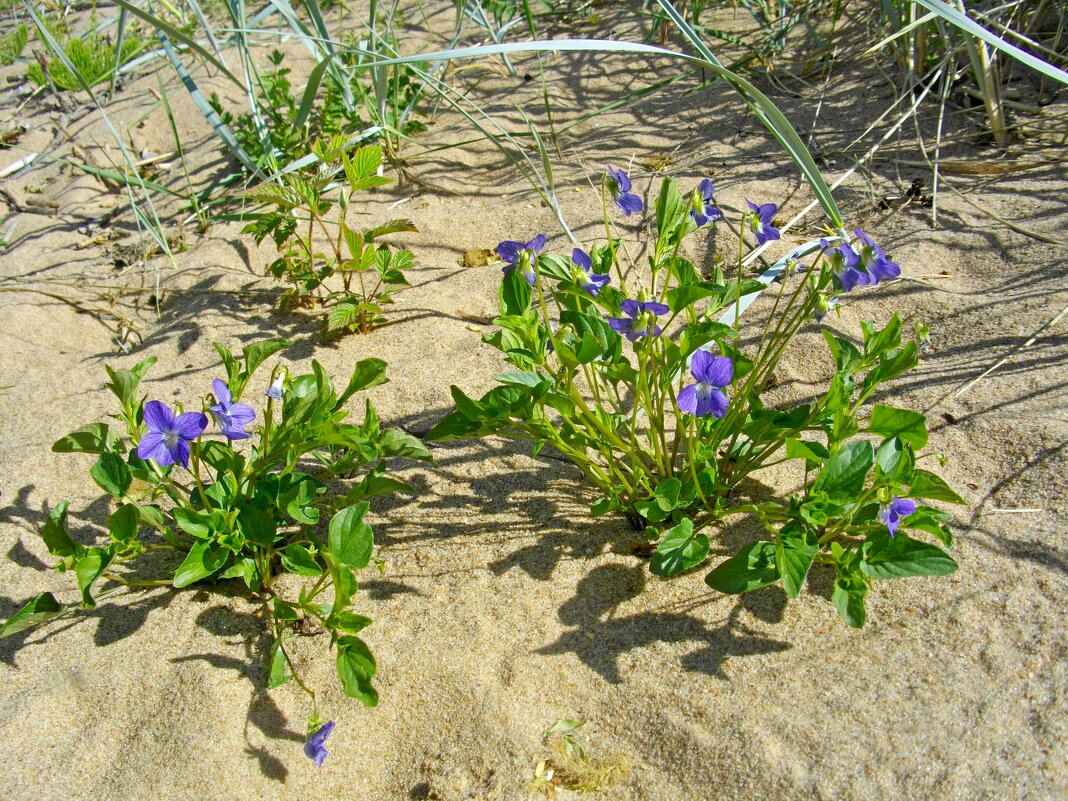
xmin=497 ymin=234 xmax=547 ymax=287
xmin=304 ymin=720 xmax=336 ymax=767
xmin=678 ymin=351 xmax=733 ymax=418
xmin=853 ymin=229 xmax=901 ymax=284
xmin=880 ymin=496 xmax=916 ymax=538
xmin=210 ymin=379 xmax=256 ymax=440
xmin=745 ymin=200 xmax=780 ymax=246
xmin=821 ymin=238 xmax=870 ymax=293
xmin=136 ymin=401 xmax=207 ymax=469
xmin=571 ymin=248 xmax=611 ymax=297
xmin=608 ymin=299 xmax=669 ymax=341
xmin=606 ymin=166 xmax=643 ymax=217
xmin=690 ymin=179 xmax=721 ymax=227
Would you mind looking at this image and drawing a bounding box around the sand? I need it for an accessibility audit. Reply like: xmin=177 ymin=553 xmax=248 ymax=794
xmin=0 ymin=3 xmax=1065 ymax=799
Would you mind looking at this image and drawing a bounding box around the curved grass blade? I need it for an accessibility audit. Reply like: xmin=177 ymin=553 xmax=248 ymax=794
xmin=110 ymin=0 xmax=242 ymax=87
xmin=913 ymin=0 xmax=1068 ymax=85
xmin=293 ymin=37 xmax=843 ymax=227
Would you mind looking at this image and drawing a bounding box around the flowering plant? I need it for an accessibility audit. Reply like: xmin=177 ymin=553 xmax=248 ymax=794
xmin=0 ymin=340 xmax=431 ymax=759
xmin=244 ymin=139 xmax=416 ymax=338
xmin=428 ymin=168 xmax=963 ymax=627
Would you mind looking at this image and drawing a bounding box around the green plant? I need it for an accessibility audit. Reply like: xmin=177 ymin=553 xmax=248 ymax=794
xmin=27 ymin=24 xmax=144 ymax=91
xmin=0 ymin=23 xmax=27 ymax=65
xmin=0 ymin=342 xmax=431 ymax=761
xmin=427 ymin=169 xmax=962 ymax=628
xmin=244 ymin=140 xmax=416 ymax=338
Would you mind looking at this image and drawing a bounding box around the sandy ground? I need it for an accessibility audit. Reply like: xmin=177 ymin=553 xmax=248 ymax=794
xmin=0 ymin=3 xmax=1065 ymax=800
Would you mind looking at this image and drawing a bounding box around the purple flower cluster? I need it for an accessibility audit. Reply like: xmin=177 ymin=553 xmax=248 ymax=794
xmin=822 ymin=229 xmax=900 ymax=292
xmin=136 ymin=379 xmax=259 ymax=469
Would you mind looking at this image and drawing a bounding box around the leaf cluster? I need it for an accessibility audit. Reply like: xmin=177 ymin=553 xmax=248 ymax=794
xmin=3 ymin=341 xmax=431 ymax=706
xmin=243 ymin=141 xmax=416 ymax=338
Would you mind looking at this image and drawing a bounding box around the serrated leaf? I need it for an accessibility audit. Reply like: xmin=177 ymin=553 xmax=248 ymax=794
xmin=0 ymin=593 xmax=65 ymax=639
xmin=328 ymin=503 xmax=373 ymax=569
xmin=776 ymin=528 xmax=818 ymax=599
xmin=908 ymin=469 xmax=965 ymax=504
xmin=860 ymin=532 xmax=958 ymax=579
xmin=705 ymin=541 xmax=779 ymax=594
xmin=336 ymin=635 xmax=378 ymax=706
xmin=867 ymin=405 xmax=928 ymax=449
xmin=650 ymin=518 xmax=709 ymax=576
xmin=811 ymin=441 xmax=874 ymax=503
xmin=90 ymin=452 xmax=131 ymax=499
xmin=173 ymin=541 xmax=228 ymax=588
xmin=52 ymin=423 xmax=119 ymax=454
xmin=39 ymin=501 xmax=83 ymax=558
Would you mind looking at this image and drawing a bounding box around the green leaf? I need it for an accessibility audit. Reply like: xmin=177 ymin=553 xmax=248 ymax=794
xmin=377 ymin=429 xmax=432 ymax=461
xmin=328 ymin=503 xmax=374 ymax=569
xmin=0 ymin=593 xmax=65 ymax=639
xmin=654 ymin=176 xmax=687 ymax=238
xmin=501 ymin=268 xmax=532 ymax=316
xmin=213 ymin=343 xmax=240 ymax=388
xmin=785 ymin=438 xmax=829 ymax=468
xmin=107 ymin=505 xmax=139 ymax=547
xmin=332 ymin=611 xmax=373 ymax=635
xmin=901 ymin=505 xmax=955 ymax=548
xmin=346 ymin=469 xmax=413 ymax=504
xmin=831 ymin=576 xmax=868 ymax=628
xmin=336 ymin=635 xmax=378 ymax=706
xmin=861 ymin=315 xmax=902 ymax=357
xmin=268 ymin=638 xmax=291 ymax=688
xmin=874 ymin=436 xmax=915 ymax=484
xmin=75 ymin=547 xmax=113 ymax=607
xmin=52 ymin=423 xmax=119 ymax=454
xmin=39 ymin=502 xmax=83 ymax=558
xmin=493 ymin=371 xmax=553 ymax=392
xmin=664 ymin=283 xmax=729 ymax=315
xmin=654 ymin=478 xmax=683 ymax=511
xmin=860 ymin=532 xmax=958 ymax=579
xmin=650 ymin=518 xmax=709 ymax=576
xmin=559 ymin=310 xmax=621 ymax=365
xmin=590 ymin=496 xmax=616 ymax=516
xmin=776 ymin=527 xmax=818 ymax=599
xmin=173 ymin=541 xmax=228 ymax=588
xmin=867 ymin=405 xmax=928 ymax=449
xmin=242 ymin=339 xmax=292 ymax=380
xmin=908 ymin=469 xmax=965 ymax=504
xmin=173 ymin=508 xmax=213 ymax=538
xmin=280 ymin=544 xmax=323 ymax=576
xmin=704 ymin=541 xmax=779 ymax=594
xmin=90 ymin=452 xmax=131 ymax=499
xmin=336 ymin=358 xmax=389 ymax=409
xmin=811 ymin=441 xmax=874 ymax=503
